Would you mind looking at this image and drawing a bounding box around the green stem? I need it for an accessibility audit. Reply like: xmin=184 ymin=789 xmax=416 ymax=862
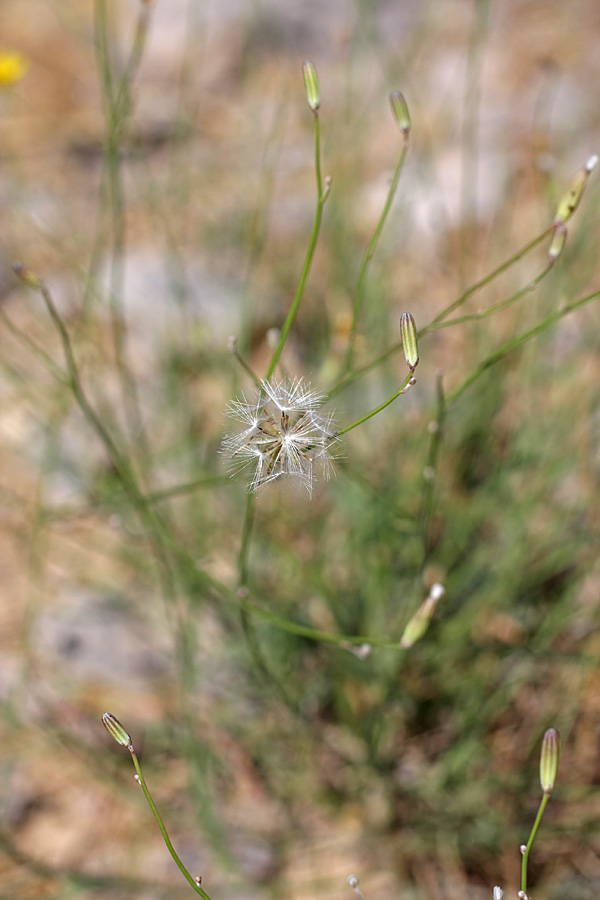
xmin=265 ymin=111 xmax=327 ymax=380
xmin=328 ymin=227 xmax=555 ymax=398
xmin=521 ymin=792 xmax=550 ymax=896
xmin=418 ymin=370 xmax=445 ymax=566
xmin=427 ymin=225 xmax=554 ymax=328
xmin=336 ymin=369 xmax=415 ymax=436
xmin=447 ymin=287 xmax=600 ymax=406
xmin=423 ymin=262 xmax=553 ymax=334
xmin=94 ymin=0 xmax=154 ymax=479
xmin=238 ymin=491 xmax=255 ymax=588
xmin=342 ymin=134 xmax=410 ymax=375
xmin=229 ymin=339 xmax=263 ymax=389
xmin=25 ymin=271 xmax=184 ymax=651
xmin=129 ymin=748 xmax=212 ymax=900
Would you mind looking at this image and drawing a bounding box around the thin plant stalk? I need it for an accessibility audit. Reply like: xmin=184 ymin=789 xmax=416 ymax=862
xmin=424 ymin=260 xmax=555 ymax=334
xmin=520 ymin=792 xmax=550 ymax=897
xmin=446 ymin=287 xmax=600 ymax=405
xmin=93 ymin=0 xmax=154 ymax=478
xmin=128 ymin=746 xmax=212 ymax=900
xmin=426 ymin=224 xmax=554 ymax=329
xmin=329 ymin=225 xmax=556 ymax=398
xmin=13 ymin=266 xmax=189 ymax=657
xmin=418 ymin=370 xmax=446 ymax=565
xmin=265 ymin=110 xmax=328 ymax=380
xmin=336 ymin=369 xmax=415 ymax=436
xmin=341 ymin=133 xmax=410 ymax=375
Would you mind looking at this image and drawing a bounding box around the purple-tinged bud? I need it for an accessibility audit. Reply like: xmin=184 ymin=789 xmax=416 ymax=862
xmin=102 ymin=712 xmax=132 ymax=747
xmin=548 ymin=224 xmax=567 ymax=265
xmin=553 ymin=155 xmax=597 ymax=225
xmin=389 ymin=91 xmax=411 ymax=136
xmin=13 ymin=262 xmax=42 ymax=290
xmin=302 ymin=61 xmax=320 ymax=112
xmin=540 ymin=727 xmax=560 ymax=794
xmin=400 ymin=312 xmax=419 ymax=370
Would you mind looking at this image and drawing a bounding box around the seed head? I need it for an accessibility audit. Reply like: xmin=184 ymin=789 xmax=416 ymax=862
xmin=221 ymin=378 xmax=339 ymax=495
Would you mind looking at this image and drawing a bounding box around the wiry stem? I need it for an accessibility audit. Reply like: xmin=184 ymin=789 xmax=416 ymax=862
xmin=336 ymin=369 xmax=415 ymax=436
xmin=265 ymin=111 xmax=329 ymax=380
xmin=341 ymin=132 xmax=410 ymax=375
xmin=127 ymin=742 xmax=212 ymax=900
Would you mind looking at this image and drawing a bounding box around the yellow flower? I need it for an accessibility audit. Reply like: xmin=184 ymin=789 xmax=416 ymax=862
xmin=0 ymin=51 xmax=29 ymax=87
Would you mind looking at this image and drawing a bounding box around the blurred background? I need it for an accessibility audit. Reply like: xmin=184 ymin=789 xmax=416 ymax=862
xmin=1 ymin=1 xmax=600 ymax=899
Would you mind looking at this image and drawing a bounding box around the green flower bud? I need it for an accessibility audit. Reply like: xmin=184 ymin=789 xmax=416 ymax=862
xmin=400 ymin=312 xmax=419 ymax=370
xmin=400 ymin=585 xmax=444 ymax=649
xmin=389 ymin=91 xmax=410 ymax=135
xmin=102 ymin=712 xmax=132 ymax=747
xmin=302 ymin=61 xmax=320 ymax=112
xmin=553 ymin=155 xmax=597 ymax=225
xmin=539 ymin=727 xmax=560 ymax=794
xmin=548 ymin=224 xmax=567 ymax=264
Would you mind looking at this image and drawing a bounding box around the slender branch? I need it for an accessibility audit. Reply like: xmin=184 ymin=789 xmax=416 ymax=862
xmin=336 ymin=369 xmax=415 ymax=436
xmin=426 ymin=225 xmax=554 ymax=329
xmin=129 ymin=747 xmax=212 ymax=900
xmin=447 ymin=287 xmax=600 ymax=406
xmin=265 ymin=112 xmax=328 ymax=380
xmin=341 ymin=134 xmax=410 ymax=375
xmin=520 ymin=793 xmax=550 ymax=897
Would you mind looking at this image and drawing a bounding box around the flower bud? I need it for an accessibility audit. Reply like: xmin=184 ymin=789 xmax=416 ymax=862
xmin=548 ymin=223 xmax=567 ymax=264
xmin=493 ymin=888 xmax=504 ymax=900
xmin=12 ymin=262 xmax=42 ymax=290
xmin=400 ymin=312 xmax=419 ymax=370
xmin=102 ymin=712 xmax=132 ymax=747
xmin=553 ymin=155 xmax=597 ymax=225
xmin=389 ymin=91 xmax=411 ymax=135
xmin=302 ymin=61 xmax=320 ymax=112
xmin=401 ymin=594 xmax=439 ymax=649
xmin=539 ymin=727 xmax=560 ymax=794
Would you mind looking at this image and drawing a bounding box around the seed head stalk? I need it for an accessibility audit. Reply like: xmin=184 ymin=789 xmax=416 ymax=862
xmin=336 ymin=369 xmax=415 ymax=437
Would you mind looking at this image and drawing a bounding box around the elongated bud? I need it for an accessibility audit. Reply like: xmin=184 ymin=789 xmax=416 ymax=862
xmin=102 ymin=712 xmax=132 ymax=747
xmin=553 ymin=155 xmax=598 ymax=225
xmin=539 ymin=727 xmax=560 ymax=794
xmin=493 ymin=888 xmax=504 ymax=900
xmin=13 ymin=261 xmax=43 ymax=290
xmin=389 ymin=91 xmax=410 ymax=135
xmin=302 ymin=61 xmax=320 ymax=112
xmin=548 ymin=223 xmax=567 ymax=264
xmin=400 ymin=312 xmax=419 ymax=370
xmin=400 ymin=585 xmax=444 ymax=649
